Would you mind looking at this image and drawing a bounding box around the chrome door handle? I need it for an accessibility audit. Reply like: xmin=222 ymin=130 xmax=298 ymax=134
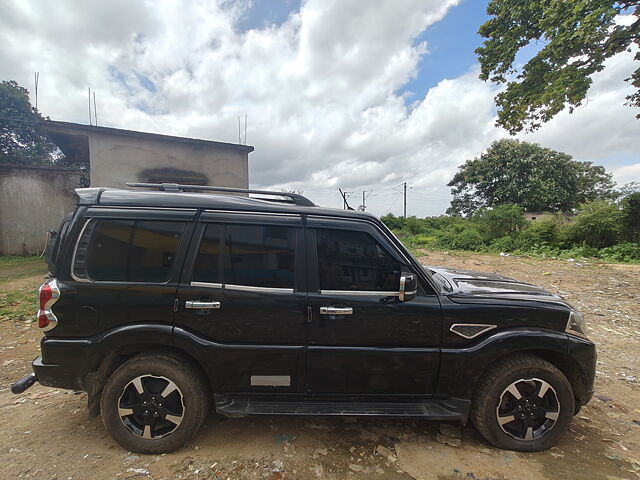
xmin=320 ymin=306 xmax=353 ymax=315
xmin=185 ymin=300 xmax=221 ymax=310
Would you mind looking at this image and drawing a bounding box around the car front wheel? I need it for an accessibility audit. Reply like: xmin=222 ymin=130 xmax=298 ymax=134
xmin=100 ymin=351 xmax=210 ymax=454
xmin=471 ymin=354 xmax=575 ymax=452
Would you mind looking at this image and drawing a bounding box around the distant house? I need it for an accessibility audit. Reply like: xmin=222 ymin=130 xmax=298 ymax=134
xmin=523 ymin=211 xmax=548 ymax=221
xmin=40 ymin=120 xmax=253 ymax=189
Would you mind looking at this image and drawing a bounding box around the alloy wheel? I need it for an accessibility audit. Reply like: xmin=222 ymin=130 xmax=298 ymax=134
xmin=495 ymin=377 xmax=560 ymax=441
xmin=118 ymin=375 xmax=185 ymax=439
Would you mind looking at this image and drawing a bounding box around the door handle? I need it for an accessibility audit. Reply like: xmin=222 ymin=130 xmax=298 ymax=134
xmin=320 ymin=306 xmax=353 ymax=315
xmin=185 ymin=300 xmax=221 ymax=310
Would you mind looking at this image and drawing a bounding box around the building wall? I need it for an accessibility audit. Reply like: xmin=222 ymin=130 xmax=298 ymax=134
xmin=0 ymin=165 xmax=81 ymax=255
xmin=88 ymin=131 xmax=249 ymax=189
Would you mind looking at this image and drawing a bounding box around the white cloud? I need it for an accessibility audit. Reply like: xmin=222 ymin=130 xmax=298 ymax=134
xmin=1 ymin=2 xmax=638 ymax=216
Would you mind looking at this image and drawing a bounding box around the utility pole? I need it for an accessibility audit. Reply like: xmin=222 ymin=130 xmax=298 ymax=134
xmin=359 ymin=189 xmax=373 ymax=212
xmin=403 ymin=182 xmax=407 ymax=218
xmin=339 ymin=188 xmax=354 ymax=210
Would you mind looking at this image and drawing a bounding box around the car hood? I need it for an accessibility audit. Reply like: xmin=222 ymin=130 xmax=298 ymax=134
xmin=425 ymin=265 xmax=569 ymax=306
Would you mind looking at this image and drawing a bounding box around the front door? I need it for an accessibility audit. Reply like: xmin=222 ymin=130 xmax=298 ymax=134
xmin=305 ymin=218 xmax=441 ymax=395
xmin=174 ymin=213 xmax=307 ymax=394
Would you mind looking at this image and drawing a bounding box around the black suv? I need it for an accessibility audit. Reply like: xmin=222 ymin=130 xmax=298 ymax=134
xmin=12 ymin=183 xmax=596 ymax=454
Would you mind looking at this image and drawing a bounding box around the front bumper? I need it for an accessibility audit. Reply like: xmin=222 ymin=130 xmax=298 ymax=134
xmin=568 ymin=335 xmax=597 ymax=406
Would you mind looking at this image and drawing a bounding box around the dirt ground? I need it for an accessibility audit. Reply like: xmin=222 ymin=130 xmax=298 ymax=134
xmin=0 ymin=252 xmax=638 ymax=480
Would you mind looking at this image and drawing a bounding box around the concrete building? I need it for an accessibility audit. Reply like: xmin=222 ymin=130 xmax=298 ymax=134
xmin=40 ymin=121 xmax=253 ymax=189
xmin=0 ymin=164 xmax=81 ymax=255
xmin=1 ymin=121 xmax=253 ymax=255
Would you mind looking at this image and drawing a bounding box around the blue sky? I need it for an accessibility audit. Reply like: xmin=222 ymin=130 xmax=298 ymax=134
xmin=237 ymin=0 xmax=492 ymax=104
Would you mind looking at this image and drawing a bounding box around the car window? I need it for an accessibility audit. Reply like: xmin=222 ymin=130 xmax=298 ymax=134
xmin=73 ymin=219 xmax=185 ymax=282
xmin=315 ymin=228 xmax=401 ymax=291
xmin=224 ymin=224 xmax=296 ymax=289
xmin=192 ymin=224 xmax=224 ymax=284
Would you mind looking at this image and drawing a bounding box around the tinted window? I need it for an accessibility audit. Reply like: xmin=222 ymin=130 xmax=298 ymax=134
xmin=75 ymin=219 xmax=185 ymax=282
xmin=225 ymin=224 xmax=296 ymax=288
xmin=316 ymin=228 xmax=401 ymax=291
xmin=192 ymin=224 xmax=223 ymax=284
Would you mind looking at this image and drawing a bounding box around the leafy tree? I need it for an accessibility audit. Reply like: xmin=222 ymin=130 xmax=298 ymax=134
xmin=621 ymin=191 xmax=640 ymax=241
xmin=476 ymin=0 xmax=640 ymax=133
xmin=447 ymin=139 xmax=615 ymax=216
xmin=0 ymin=80 xmax=60 ymax=164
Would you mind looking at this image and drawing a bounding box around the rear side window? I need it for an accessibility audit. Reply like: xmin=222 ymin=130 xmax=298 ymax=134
xmin=73 ymin=219 xmax=185 ymax=283
xmin=225 ymin=224 xmax=296 ymax=288
xmin=315 ymin=228 xmax=401 ymax=291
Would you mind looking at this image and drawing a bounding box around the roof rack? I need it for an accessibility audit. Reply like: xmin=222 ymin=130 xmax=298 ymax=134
xmin=125 ymin=182 xmax=316 ymax=207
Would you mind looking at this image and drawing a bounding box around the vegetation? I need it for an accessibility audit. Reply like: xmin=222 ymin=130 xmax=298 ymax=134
xmin=383 ymin=198 xmax=640 ymax=263
xmin=476 ymin=0 xmax=640 ymax=133
xmin=447 ymin=139 xmax=615 ymax=216
xmin=0 ymin=80 xmax=60 ymax=165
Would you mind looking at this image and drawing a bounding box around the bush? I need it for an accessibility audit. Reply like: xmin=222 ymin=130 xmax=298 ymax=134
xmin=473 ymin=205 xmax=526 ymax=242
xmin=518 ymin=217 xmax=561 ymax=248
xmin=571 ymin=201 xmax=623 ymax=248
xmin=598 ymin=243 xmax=640 ymax=263
xmin=436 ymin=226 xmax=484 ymax=251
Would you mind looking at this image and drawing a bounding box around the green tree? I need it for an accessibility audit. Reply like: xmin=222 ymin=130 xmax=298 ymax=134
xmin=621 ymin=191 xmax=640 ymax=241
xmin=0 ymin=80 xmax=60 ymax=164
xmin=476 ymin=0 xmax=640 ymax=134
xmin=447 ymin=139 xmax=614 ymax=216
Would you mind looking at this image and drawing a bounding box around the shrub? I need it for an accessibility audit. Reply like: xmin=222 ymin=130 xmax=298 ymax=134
xmin=598 ymin=243 xmax=640 ymax=263
xmin=571 ymin=201 xmax=623 ymax=248
xmin=436 ymin=226 xmax=484 ymax=251
xmin=473 ymin=204 xmax=526 ymax=242
xmin=518 ymin=217 xmax=561 ymax=248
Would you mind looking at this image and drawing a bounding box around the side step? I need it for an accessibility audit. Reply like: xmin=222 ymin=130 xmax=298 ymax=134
xmin=214 ymin=395 xmax=470 ymax=422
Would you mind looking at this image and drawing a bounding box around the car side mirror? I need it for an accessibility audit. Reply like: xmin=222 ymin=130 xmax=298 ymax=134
xmin=399 ymin=273 xmax=417 ymax=302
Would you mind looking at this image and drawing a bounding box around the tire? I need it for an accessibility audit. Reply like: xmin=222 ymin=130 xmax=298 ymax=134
xmin=471 ymin=354 xmax=574 ymax=452
xmin=100 ymin=351 xmax=210 ymax=454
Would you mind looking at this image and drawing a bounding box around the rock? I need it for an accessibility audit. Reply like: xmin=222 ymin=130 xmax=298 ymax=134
xmin=435 ymin=433 xmax=462 ymax=447
xmin=349 ymin=464 xmax=364 ymax=472
xmin=439 ymin=423 xmax=461 ymax=438
xmin=375 ymin=445 xmax=397 ymax=463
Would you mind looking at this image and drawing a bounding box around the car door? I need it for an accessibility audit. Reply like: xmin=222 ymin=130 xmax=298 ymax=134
xmin=173 ymin=211 xmax=308 ymax=394
xmin=305 ymin=216 xmax=442 ymax=395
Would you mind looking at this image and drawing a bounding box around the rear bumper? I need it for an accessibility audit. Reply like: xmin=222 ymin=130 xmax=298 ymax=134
xmin=32 ymin=355 xmax=85 ymax=391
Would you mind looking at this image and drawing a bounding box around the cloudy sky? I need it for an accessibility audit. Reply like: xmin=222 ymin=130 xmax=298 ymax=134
xmin=1 ymin=0 xmax=638 ymax=216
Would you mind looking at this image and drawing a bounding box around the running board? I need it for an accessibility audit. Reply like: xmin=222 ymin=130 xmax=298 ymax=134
xmin=214 ymin=395 xmax=470 ymax=422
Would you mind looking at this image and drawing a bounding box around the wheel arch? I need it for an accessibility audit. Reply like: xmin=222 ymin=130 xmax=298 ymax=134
xmin=86 ymin=343 xmax=212 ymax=417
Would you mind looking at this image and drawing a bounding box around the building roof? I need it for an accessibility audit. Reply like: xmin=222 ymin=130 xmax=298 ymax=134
xmin=40 ymin=120 xmax=254 ymax=154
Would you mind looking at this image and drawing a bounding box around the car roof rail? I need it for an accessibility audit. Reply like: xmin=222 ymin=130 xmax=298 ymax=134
xmin=125 ymin=182 xmax=316 ymax=207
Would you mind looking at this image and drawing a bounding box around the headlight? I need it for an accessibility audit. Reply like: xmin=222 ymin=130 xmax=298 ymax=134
xmin=566 ymin=311 xmax=587 ymax=338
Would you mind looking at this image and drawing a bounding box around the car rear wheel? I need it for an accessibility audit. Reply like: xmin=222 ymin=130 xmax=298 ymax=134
xmin=100 ymin=351 xmax=210 ymax=454
xmin=471 ymin=354 xmax=574 ymax=452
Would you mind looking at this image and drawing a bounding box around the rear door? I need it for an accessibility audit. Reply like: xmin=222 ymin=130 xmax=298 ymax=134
xmin=174 ymin=212 xmax=308 ymax=394
xmin=305 ymin=217 xmax=442 ymax=395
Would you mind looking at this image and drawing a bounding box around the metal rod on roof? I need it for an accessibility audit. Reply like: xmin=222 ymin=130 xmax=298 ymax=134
xmin=34 ymin=72 xmax=39 ymax=111
xmin=93 ymin=91 xmax=98 ymax=126
xmin=88 ymin=87 xmax=92 ymax=126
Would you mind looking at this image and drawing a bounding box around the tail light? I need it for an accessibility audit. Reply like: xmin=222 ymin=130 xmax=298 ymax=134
xmin=37 ymin=279 xmax=60 ymax=331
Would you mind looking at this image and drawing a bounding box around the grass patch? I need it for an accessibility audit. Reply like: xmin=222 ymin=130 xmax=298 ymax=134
xmin=0 ymin=286 xmax=37 ymax=323
xmin=0 ymin=256 xmax=48 ymax=283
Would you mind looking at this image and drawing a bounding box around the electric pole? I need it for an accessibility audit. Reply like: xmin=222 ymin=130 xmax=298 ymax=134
xmin=403 ymin=182 xmax=407 ymax=218
xmin=359 ymin=190 xmax=373 ymax=212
